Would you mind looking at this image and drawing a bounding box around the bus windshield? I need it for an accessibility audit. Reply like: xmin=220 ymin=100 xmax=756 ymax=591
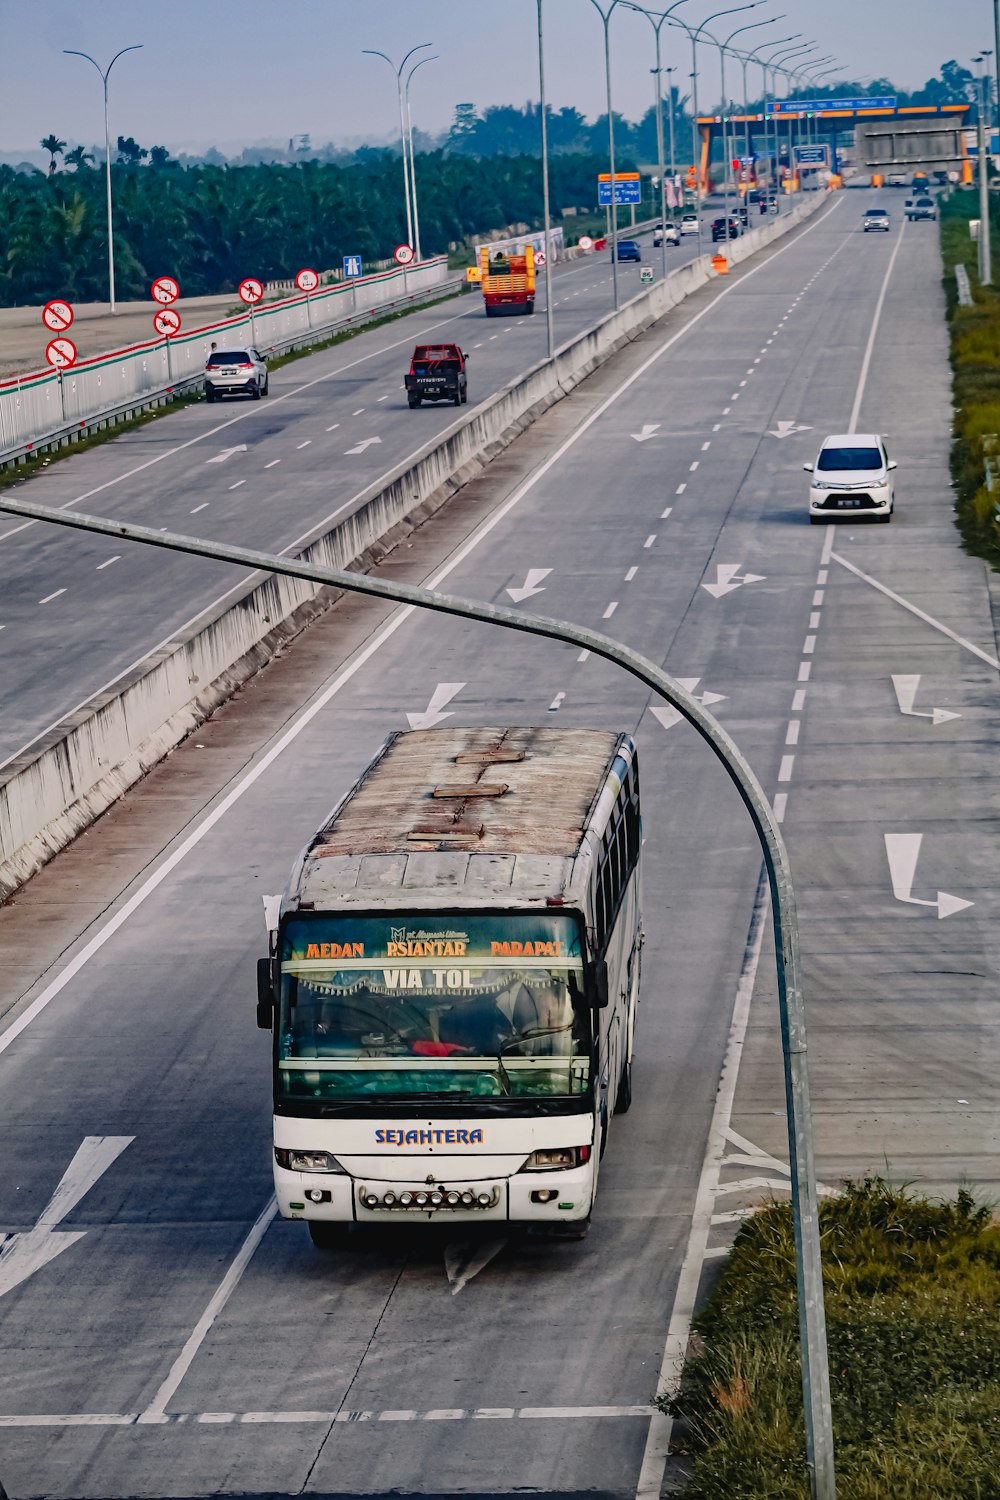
xmin=277 ymin=913 xmax=590 ymax=1103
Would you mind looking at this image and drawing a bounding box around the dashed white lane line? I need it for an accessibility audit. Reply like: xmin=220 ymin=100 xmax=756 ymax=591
xmin=96 ymin=556 xmax=120 ymax=570
xmin=830 ymin=552 xmax=1000 ymax=669
xmin=798 ymin=661 xmax=812 ymax=682
xmin=489 ymin=335 xmax=498 ymax=340
xmin=548 ymin=692 xmax=566 ymax=712
xmin=325 ymin=424 xmax=339 ymax=432
xmin=778 ymin=755 xmax=795 ymax=782
xmin=791 ymin=688 xmax=807 ymax=712
xmin=722 ymin=407 xmax=730 ymax=415
xmin=730 ymin=392 xmax=739 ymax=400
xmin=739 ymin=380 xmax=747 ymax=387
xmin=773 ymin=792 xmax=788 ymax=823
xmin=624 ymin=566 xmax=638 ymax=582
xmin=812 ymin=590 xmax=824 ymax=607
xmin=229 ymin=480 xmax=245 ymax=490
xmin=603 ymin=601 xmax=619 ymax=619
xmin=352 ymin=408 xmax=365 ymax=415
xmin=712 ymin=423 xmax=721 ymax=432
xmin=701 ymin=441 xmax=711 ymax=452
xmin=675 ymin=483 xmax=686 ymax=495
xmin=577 ymin=650 xmax=590 ymax=662
xmin=264 ymin=459 xmax=280 ymax=468
xmin=817 ymin=568 xmax=828 ymax=585
xmin=190 ymin=503 xmax=208 ymax=515
xmin=377 ymin=394 xmax=389 ymax=401
xmin=660 ymin=507 xmax=672 ymax=519
xmin=785 ymin=721 xmax=800 ymax=746
xmin=296 ymin=441 xmax=311 ymax=449
xmin=473 ymin=342 xmax=483 ymax=348
xmin=689 ymin=461 xmax=699 ymax=472
xmin=644 ymin=534 xmax=656 ymax=549
xmin=809 ymin=611 xmax=821 ymax=628
xmin=803 ymin=635 xmax=816 ymax=654
xmin=38 ymin=589 xmax=66 ymax=604
xmin=0 ymin=1405 xmax=655 ymax=1430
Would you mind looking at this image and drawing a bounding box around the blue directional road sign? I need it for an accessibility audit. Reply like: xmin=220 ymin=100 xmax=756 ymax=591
xmin=598 ymin=172 xmax=642 ymax=206
xmin=795 ymin=146 xmax=830 ymax=166
xmin=770 ymin=96 xmax=896 ymax=115
xmin=343 ymin=255 xmax=363 ymax=278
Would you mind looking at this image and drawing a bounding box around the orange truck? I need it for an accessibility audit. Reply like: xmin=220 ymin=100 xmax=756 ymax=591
xmin=479 ymin=245 xmax=536 ymax=317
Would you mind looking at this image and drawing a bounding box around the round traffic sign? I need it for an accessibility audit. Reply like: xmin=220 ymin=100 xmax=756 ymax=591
xmin=578 ymin=235 xmax=594 ymax=251
xmin=534 ymin=249 xmax=547 ymax=266
xmin=151 ymin=275 xmax=180 ymax=305
xmin=154 ymin=308 xmax=182 ymax=337
xmin=42 ymin=299 xmax=74 ymax=333
xmin=393 ymin=243 xmax=415 ymax=266
xmin=295 ymin=267 xmax=319 ymax=293
xmin=239 ymin=277 xmax=264 ymax=305
xmin=45 ymin=337 xmax=77 ymax=369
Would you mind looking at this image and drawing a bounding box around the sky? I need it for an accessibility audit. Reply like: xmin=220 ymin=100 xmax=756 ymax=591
xmin=0 ymin=0 xmax=993 ymax=160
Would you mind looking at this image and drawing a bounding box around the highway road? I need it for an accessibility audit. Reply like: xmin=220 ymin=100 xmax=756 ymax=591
xmin=2 ymin=189 xmax=997 ymax=1500
xmin=0 ymin=219 xmax=707 ymax=768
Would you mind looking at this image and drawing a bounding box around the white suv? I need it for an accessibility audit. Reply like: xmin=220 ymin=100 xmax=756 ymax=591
xmin=205 ymin=347 xmax=269 ymax=402
xmin=653 ymin=222 xmax=681 ymax=246
xmin=805 ymin=434 xmax=896 ymax=524
xmin=680 ymin=213 xmax=699 ymax=236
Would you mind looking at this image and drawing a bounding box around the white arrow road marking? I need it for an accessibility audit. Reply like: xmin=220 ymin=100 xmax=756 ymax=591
xmin=650 ymin=679 xmax=727 ymax=731
xmin=204 ymin=445 xmax=247 ymax=464
xmin=700 ymin=565 xmax=766 ymax=599
xmin=506 ymin=568 xmax=552 ymax=603
xmin=884 ymin=833 xmax=973 ymax=919
xmin=630 ymin=423 xmax=661 ymax=443
xmin=890 ymin=675 xmax=961 ymax=726
xmin=344 ymin=436 xmax=382 ymax=455
xmin=768 ymin=420 xmax=812 ymax=439
xmin=444 ymin=1236 xmax=508 ymax=1295
xmin=406 ymin=682 xmax=466 ymax=730
xmin=0 ymin=1136 xmax=133 ymax=1299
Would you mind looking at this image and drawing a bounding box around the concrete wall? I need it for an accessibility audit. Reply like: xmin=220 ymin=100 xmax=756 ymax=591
xmin=0 ymin=192 xmax=830 ymax=900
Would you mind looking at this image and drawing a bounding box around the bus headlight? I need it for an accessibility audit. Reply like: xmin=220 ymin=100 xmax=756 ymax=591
xmin=275 ymin=1149 xmax=346 ymax=1173
xmin=520 ymin=1147 xmax=589 ymax=1171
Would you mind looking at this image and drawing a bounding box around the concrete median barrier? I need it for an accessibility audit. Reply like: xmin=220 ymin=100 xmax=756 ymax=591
xmin=0 ymin=193 xmax=830 ymax=899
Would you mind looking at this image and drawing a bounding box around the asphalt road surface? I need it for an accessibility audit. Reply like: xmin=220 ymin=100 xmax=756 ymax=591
xmin=0 ymin=219 xmax=703 ymax=769
xmin=2 ymin=190 xmax=997 ymax=1500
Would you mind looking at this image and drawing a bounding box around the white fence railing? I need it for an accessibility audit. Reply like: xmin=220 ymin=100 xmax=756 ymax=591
xmin=0 ymin=257 xmax=451 ymax=459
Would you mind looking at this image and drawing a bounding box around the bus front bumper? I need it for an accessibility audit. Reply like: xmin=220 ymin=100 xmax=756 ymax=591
xmin=275 ymin=1162 xmax=593 ymax=1226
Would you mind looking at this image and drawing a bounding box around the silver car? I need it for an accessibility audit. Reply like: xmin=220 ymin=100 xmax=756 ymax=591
xmin=863 ymin=207 xmax=890 ymax=232
xmin=205 ymin=346 xmax=269 ymax=402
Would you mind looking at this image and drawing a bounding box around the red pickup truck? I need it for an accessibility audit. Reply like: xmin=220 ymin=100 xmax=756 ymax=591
xmin=404 ymin=344 xmax=468 ymax=408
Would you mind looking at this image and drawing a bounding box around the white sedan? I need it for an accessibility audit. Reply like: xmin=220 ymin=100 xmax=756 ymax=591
xmin=653 ymin=222 xmax=681 ymax=247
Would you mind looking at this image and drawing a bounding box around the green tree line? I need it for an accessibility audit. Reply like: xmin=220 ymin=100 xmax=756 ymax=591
xmin=0 ymin=150 xmax=632 ymax=307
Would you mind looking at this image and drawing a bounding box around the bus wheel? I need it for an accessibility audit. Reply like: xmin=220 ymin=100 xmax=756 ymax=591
xmin=308 ymin=1220 xmax=350 ymax=1249
xmin=614 ymin=1058 xmax=633 ymax=1115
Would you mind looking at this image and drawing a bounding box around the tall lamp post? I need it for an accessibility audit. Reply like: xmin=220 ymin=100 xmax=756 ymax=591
xmin=363 ymin=43 xmax=433 ymax=254
xmin=586 ymin=0 xmax=629 ymax=308
xmin=622 ymin=2 xmax=695 ymax=280
xmin=536 ymin=0 xmax=556 ymax=357
xmin=975 ymin=53 xmax=993 ymax=286
xmin=745 ymin=34 xmax=802 ymax=201
xmin=63 ymin=44 xmax=142 ymax=314
xmin=709 ymin=15 xmax=783 ymax=232
xmin=404 ymin=54 xmax=438 ymax=263
xmin=667 ymin=3 xmax=760 ymax=253
xmin=766 ymin=43 xmax=816 ymax=198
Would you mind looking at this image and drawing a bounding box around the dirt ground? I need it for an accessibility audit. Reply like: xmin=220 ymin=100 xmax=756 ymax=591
xmin=0 ymin=292 xmax=242 ymax=378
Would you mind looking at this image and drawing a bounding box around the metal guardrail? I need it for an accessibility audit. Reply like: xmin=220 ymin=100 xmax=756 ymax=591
xmin=0 ymin=259 xmax=457 ymax=469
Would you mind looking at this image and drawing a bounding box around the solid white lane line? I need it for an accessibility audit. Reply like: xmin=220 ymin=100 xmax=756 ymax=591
xmin=624 ymin=566 xmax=638 ymax=582
xmin=296 ymin=441 xmax=311 ymax=449
xmin=848 ymin=217 xmax=907 ymax=433
xmin=636 ymin=866 xmax=771 ymax=1499
xmin=1 ymin=1404 xmax=657 ymax=1429
xmin=96 ymin=556 xmax=121 ymax=570
xmin=264 ymin=459 xmax=281 ymax=468
xmin=603 ymin=602 xmax=618 ymax=618
xmin=817 ymin=568 xmax=828 ymax=585
xmin=830 ymin=552 xmax=1000 ymax=668
xmin=785 ymin=721 xmax=800 ymax=746
xmin=138 ymin=1196 xmax=277 ymax=1422
xmin=38 ymin=590 xmax=66 ymax=604
xmin=644 ymin=535 xmax=656 ymax=549
xmin=778 ymin=755 xmax=795 ymax=782
xmin=791 ymin=689 xmax=806 ymax=712
xmin=229 ymin=481 xmax=245 ymax=491
xmin=190 ymin=503 xmax=208 ymax=514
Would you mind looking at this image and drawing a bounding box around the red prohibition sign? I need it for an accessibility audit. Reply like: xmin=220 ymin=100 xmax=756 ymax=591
xmin=239 ymin=277 xmax=264 ymax=305
xmin=393 ymin=243 xmax=415 ymax=266
xmin=45 ymin=337 xmax=77 ymax=369
xmin=153 ymin=308 xmax=182 ymax=337
xmin=295 ymin=267 xmax=319 ymax=293
xmin=151 ymin=275 xmax=180 ymax=305
xmin=42 ymin=299 xmax=74 ymax=332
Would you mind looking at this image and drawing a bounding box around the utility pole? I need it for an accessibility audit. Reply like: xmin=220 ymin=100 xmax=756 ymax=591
xmin=977 ymin=61 xmax=993 ymax=286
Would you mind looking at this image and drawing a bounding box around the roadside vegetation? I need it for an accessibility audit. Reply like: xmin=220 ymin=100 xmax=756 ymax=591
xmin=940 ymin=188 xmax=1000 ymax=564
xmin=664 ymin=1177 xmax=1000 ymax=1498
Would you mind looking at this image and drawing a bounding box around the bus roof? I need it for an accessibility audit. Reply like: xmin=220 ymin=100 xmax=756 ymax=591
xmin=284 ymin=726 xmax=629 ymax=913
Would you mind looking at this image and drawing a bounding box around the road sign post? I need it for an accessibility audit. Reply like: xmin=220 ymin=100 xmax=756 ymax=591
xmin=296 ymin=267 xmax=319 ymax=327
xmin=239 ymin=277 xmax=264 ymax=343
xmin=153 ymin=308 xmax=182 ymax=382
xmin=42 ymin=300 xmax=74 ymax=334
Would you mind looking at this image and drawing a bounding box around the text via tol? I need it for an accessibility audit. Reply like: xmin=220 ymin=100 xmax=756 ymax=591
xmin=383 ymin=969 xmax=471 ymax=988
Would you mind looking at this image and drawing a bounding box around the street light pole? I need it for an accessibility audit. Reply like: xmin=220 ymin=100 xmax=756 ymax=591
xmin=0 ymin=486 xmax=840 ymax=1500
xmin=748 ymin=34 xmax=802 ymax=204
xmin=766 ymin=43 xmax=816 ymax=199
xmin=63 ymin=44 xmax=142 ymax=314
xmin=404 ymin=54 xmax=438 ymax=263
xmin=710 ymin=16 xmax=783 ymax=235
xmin=536 ymin=0 xmax=556 ymax=357
xmin=975 ymin=55 xmax=993 ymax=286
xmin=587 ymin=0 xmax=627 ymax=309
xmin=363 ymin=44 xmax=433 ymax=254
xmin=622 ymin=3 xmax=695 ymax=281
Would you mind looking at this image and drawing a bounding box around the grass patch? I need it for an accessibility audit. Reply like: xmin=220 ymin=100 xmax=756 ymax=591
xmin=665 ymin=1177 xmax=1000 ymax=1498
xmin=940 ymin=189 xmax=1000 ymax=564
xmin=0 ymin=285 xmax=469 ymax=490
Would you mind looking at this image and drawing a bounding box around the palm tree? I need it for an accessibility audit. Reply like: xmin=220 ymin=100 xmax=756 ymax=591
xmin=40 ymin=135 xmax=66 ymax=176
xmin=64 ymin=145 xmax=95 ymax=172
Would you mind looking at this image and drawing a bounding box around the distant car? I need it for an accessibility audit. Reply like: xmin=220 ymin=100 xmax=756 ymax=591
xmin=204 ymin=347 xmax=268 ymax=402
xmin=613 ymin=239 xmax=641 ymax=261
xmin=863 ymin=207 xmax=891 ymax=232
xmin=653 ymin=222 xmax=680 ymax=247
xmin=711 ymin=216 xmax=741 ymax=242
xmin=680 ymin=213 xmax=700 ymax=236
xmin=905 ymin=196 xmax=937 ymax=221
xmin=805 ymin=434 xmax=896 ymax=524
xmin=887 ymin=172 xmax=908 ymax=188
xmin=404 ymin=343 xmax=468 ymax=408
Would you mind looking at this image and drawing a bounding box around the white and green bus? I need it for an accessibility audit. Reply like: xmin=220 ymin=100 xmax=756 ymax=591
xmin=257 ymin=725 xmax=642 ymax=1245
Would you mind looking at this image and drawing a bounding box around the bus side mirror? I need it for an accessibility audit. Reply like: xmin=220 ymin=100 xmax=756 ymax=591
xmin=257 ymin=957 xmax=274 ymax=1030
xmin=590 ymin=960 xmax=610 ymax=1009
